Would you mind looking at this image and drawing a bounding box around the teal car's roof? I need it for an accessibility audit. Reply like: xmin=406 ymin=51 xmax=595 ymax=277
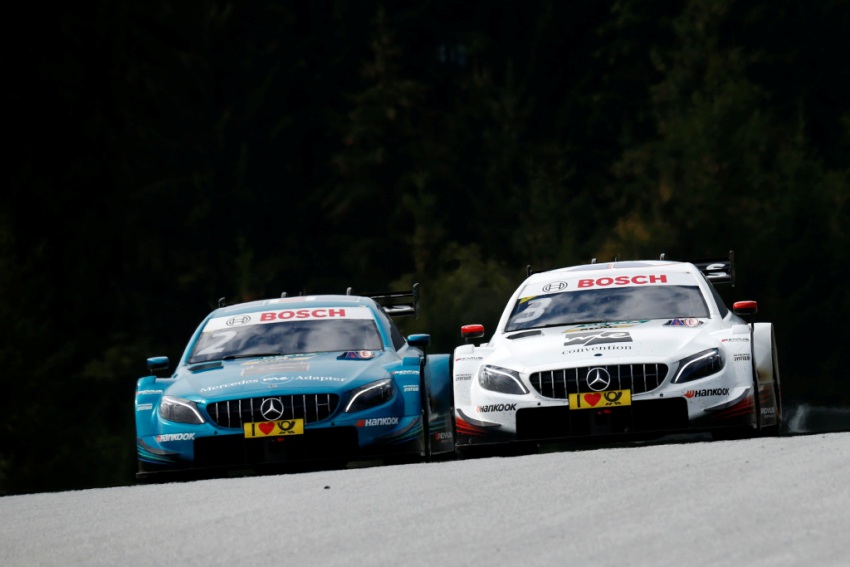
xmin=210 ymin=294 xmax=381 ymax=317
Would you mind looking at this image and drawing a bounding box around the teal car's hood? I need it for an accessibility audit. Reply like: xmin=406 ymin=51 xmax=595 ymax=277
xmin=165 ymin=351 xmax=394 ymax=401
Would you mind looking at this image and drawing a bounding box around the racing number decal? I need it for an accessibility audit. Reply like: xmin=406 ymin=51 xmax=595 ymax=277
xmin=195 ymin=330 xmax=238 ymax=356
xmin=704 ymin=262 xmax=730 ymax=281
xmin=243 ymin=419 xmax=304 ymax=438
xmin=569 ymin=390 xmax=632 ymax=410
xmin=512 ymin=297 xmax=552 ymax=325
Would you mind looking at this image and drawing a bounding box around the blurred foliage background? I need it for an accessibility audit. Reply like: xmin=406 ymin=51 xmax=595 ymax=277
xmin=3 ymin=0 xmax=848 ymax=495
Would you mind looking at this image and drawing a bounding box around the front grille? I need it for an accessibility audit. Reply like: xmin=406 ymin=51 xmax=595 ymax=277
xmin=206 ymin=394 xmax=339 ymax=429
xmin=529 ymin=364 xmax=668 ymax=399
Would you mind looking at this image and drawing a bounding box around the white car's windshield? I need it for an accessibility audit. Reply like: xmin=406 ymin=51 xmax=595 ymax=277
xmin=189 ymin=319 xmax=384 ymax=363
xmin=505 ymin=285 xmax=709 ymax=332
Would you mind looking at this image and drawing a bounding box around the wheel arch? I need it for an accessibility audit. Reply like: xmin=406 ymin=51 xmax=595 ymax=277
xmin=752 ymin=322 xmax=779 ymax=385
xmin=752 ymin=322 xmax=783 ymax=429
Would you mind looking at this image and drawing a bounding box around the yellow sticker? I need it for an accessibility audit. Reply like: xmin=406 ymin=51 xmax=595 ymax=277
xmin=243 ymin=419 xmax=304 ymax=438
xmin=568 ymin=389 xmax=632 ymax=410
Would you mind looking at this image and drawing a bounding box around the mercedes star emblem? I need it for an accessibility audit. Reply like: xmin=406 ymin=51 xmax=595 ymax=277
xmin=586 ymin=367 xmax=612 ymax=391
xmin=260 ymin=397 xmax=285 ymax=420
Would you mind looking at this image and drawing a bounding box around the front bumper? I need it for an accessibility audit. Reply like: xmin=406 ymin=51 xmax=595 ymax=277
xmin=456 ymin=384 xmax=757 ymax=446
xmin=136 ymin=414 xmax=425 ymax=478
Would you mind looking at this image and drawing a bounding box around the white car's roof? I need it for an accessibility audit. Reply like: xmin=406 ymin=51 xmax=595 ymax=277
xmin=494 ymin=260 xmax=721 ymax=333
xmin=525 ymin=260 xmax=699 ymax=284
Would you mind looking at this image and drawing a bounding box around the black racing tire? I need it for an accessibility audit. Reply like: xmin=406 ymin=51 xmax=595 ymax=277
xmin=421 ymin=408 xmax=433 ymax=462
xmin=454 ymin=444 xmax=487 ymax=460
xmin=427 ymin=405 xmax=459 ymax=462
xmin=419 ymin=359 xmax=433 ymax=463
xmin=419 ymin=370 xmax=433 ymax=463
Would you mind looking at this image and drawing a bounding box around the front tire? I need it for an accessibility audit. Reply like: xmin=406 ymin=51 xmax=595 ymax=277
xmin=421 ymin=408 xmax=432 ymax=462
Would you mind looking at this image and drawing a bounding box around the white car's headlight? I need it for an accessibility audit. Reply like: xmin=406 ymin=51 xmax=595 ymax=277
xmin=345 ymin=378 xmax=395 ymax=413
xmin=478 ymin=365 xmax=529 ymax=395
xmin=672 ymin=348 xmax=724 ymax=383
xmin=158 ymin=395 xmax=206 ymax=424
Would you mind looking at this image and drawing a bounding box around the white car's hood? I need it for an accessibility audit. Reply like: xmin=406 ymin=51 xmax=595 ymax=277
xmin=485 ymin=319 xmax=724 ymax=372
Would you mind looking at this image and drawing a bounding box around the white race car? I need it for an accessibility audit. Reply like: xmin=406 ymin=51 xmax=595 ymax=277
xmin=452 ymin=253 xmax=782 ymax=453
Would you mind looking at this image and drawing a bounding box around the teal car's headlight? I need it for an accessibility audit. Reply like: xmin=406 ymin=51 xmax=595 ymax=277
xmin=478 ymin=365 xmax=529 ymax=395
xmin=672 ymin=348 xmax=724 ymax=383
xmin=158 ymin=395 xmax=206 ymax=424
xmin=345 ymin=378 xmax=395 ymax=413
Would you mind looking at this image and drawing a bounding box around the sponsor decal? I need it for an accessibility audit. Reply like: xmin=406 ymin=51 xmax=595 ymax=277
xmin=434 ymin=431 xmax=453 ymax=441
xmin=244 ymin=419 xmax=304 ymax=438
xmin=542 ymin=281 xmax=568 ymax=292
xmin=357 ymin=417 xmax=400 ymax=427
xmin=569 ymin=390 xmax=631 ymax=410
xmin=202 ymin=306 xmax=373 ymax=332
xmin=261 ymin=375 xmax=292 ymax=384
xmin=157 ymin=433 xmax=195 ymax=442
xmin=201 ymin=379 xmax=260 ymax=393
xmin=403 ymin=385 xmax=419 ymax=392
xmin=476 ymin=404 xmax=517 ymax=413
xmin=455 ymin=374 xmax=472 ymax=381
xmin=563 ymin=345 xmax=633 ymax=354
xmin=577 ymin=274 xmax=668 ymax=288
xmin=292 ymin=375 xmax=346 ymax=382
xmin=733 ymin=354 xmax=751 ymax=362
xmin=564 ymin=320 xmax=647 ymax=332
xmin=339 ymin=350 xmax=376 ymax=360
xmin=761 ymin=406 xmax=776 ymax=416
xmin=137 ymin=389 xmax=163 ymax=395
xmin=260 ymin=308 xmax=347 ymax=321
xmin=455 ymin=356 xmax=483 ymax=362
xmin=684 ymin=388 xmax=730 ymax=398
xmin=664 ymin=318 xmax=703 ymax=327
xmin=563 ymin=331 xmax=633 ymax=347
xmin=393 ymin=370 xmax=419 ymax=375
xmin=722 ymin=337 xmax=750 ymax=343
xmin=136 ymin=403 xmax=153 ymax=411
xmin=201 ymin=375 xmax=347 ymax=393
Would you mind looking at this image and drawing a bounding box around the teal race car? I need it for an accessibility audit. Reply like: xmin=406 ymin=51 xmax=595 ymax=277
xmin=135 ymin=284 xmax=455 ymax=481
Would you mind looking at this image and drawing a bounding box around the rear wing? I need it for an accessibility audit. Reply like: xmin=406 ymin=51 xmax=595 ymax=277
xmin=669 ymin=250 xmax=736 ymax=286
xmin=348 ymin=283 xmax=420 ymax=319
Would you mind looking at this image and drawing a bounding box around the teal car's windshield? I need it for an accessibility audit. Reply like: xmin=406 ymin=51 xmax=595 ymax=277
xmin=505 ymin=285 xmax=709 ymax=332
xmin=189 ymin=319 xmax=384 ymax=363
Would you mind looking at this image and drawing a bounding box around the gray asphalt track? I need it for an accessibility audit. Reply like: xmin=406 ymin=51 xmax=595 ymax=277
xmin=2 ymin=430 xmax=848 ymax=567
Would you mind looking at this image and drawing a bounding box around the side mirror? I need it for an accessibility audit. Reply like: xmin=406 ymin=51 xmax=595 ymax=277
xmin=146 ymin=356 xmax=170 ymax=374
xmin=461 ymin=324 xmax=485 ymax=344
xmin=733 ymin=300 xmax=758 ymax=317
xmin=407 ymin=334 xmax=431 ymax=349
